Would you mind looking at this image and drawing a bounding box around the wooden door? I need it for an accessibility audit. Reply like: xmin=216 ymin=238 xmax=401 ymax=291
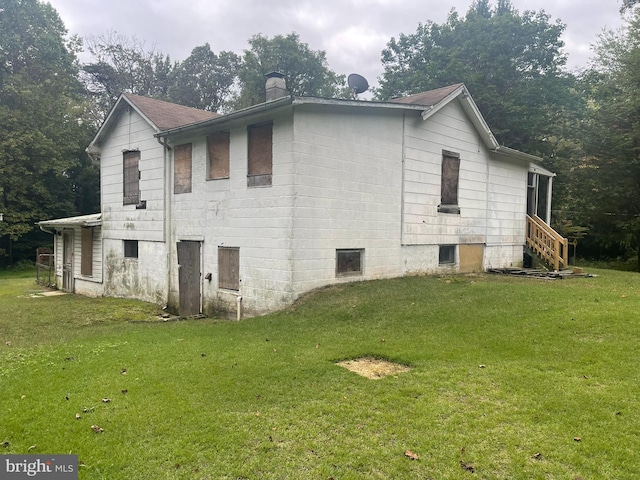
xmin=62 ymin=231 xmax=74 ymax=292
xmin=177 ymin=241 xmax=201 ymax=317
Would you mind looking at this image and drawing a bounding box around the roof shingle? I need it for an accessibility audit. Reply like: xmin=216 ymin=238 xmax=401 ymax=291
xmin=124 ymin=93 xmax=220 ymax=131
xmin=389 ymin=83 xmax=465 ymax=107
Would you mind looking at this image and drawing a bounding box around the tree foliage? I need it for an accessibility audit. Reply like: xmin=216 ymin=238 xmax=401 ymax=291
xmin=567 ymin=13 xmax=640 ymax=266
xmin=235 ymin=33 xmax=347 ymax=109
xmin=81 ymin=31 xmax=175 ymax=124
xmin=0 ymin=0 xmax=98 ymax=264
xmin=377 ymin=0 xmax=571 ymax=153
xmin=167 ymin=44 xmax=240 ymax=112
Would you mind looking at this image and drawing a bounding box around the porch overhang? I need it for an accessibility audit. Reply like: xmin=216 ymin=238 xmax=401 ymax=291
xmin=38 ymin=213 xmax=102 ymax=230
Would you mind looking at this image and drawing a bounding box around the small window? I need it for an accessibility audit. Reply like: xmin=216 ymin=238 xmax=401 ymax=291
xmin=174 ymin=143 xmax=192 ymax=194
xmin=124 ymin=240 xmax=139 ymax=259
xmin=218 ymin=247 xmax=239 ymax=291
xmin=81 ymin=227 xmax=93 ymax=276
xmin=247 ymin=122 xmax=273 ymax=187
xmin=336 ymin=249 xmax=363 ymax=276
xmin=439 ymin=245 xmax=456 ymax=265
xmin=208 ymin=132 xmax=230 ymax=179
xmin=439 ymin=150 xmax=460 ymax=214
xmin=123 ymin=150 xmax=140 ymax=205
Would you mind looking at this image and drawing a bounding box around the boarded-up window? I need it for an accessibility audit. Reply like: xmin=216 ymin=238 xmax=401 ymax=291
xmin=336 ymin=249 xmax=364 ymax=276
xmin=439 ymin=150 xmax=460 ymax=214
xmin=218 ymin=247 xmax=239 ymax=291
xmin=247 ymin=122 xmax=272 ymax=187
xmin=174 ymin=143 xmax=192 ymax=194
xmin=207 ymin=132 xmax=230 ymax=179
xmin=81 ymin=227 xmax=93 ymax=276
xmin=123 ymin=150 xmax=140 ymax=205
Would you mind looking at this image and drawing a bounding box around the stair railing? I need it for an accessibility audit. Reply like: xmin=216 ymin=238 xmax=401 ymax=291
xmin=526 ymin=215 xmax=569 ymax=271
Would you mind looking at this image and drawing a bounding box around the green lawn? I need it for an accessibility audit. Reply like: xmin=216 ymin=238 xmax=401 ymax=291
xmin=1 ymin=269 xmax=639 ymax=479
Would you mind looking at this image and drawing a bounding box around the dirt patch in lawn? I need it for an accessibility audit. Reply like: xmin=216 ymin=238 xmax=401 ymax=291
xmin=337 ymin=357 xmax=411 ymax=379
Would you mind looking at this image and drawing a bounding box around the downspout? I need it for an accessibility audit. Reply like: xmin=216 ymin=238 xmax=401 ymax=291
xmin=157 ymin=135 xmax=172 ymax=306
xmin=400 ymin=111 xmax=406 ymax=246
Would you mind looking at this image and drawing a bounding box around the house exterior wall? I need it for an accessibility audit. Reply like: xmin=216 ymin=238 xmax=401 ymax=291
xmin=49 ymin=226 xmax=103 ymax=296
xmin=289 ymin=105 xmax=404 ymax=296
xmin=165 ymin=109 xmax=296 ymax=316
xmin=400 ymin=100 xmax=525 ymax=272
xmin=99 ymin=108 xmax=169 ymax=304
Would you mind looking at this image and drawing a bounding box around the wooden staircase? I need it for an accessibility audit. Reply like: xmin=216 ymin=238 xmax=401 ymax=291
xmin=526 ymin=215 xmax=568 ymax=271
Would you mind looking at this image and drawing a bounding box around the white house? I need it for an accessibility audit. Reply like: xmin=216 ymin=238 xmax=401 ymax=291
xmin=39 ymin=82 xmax=563 ymax=318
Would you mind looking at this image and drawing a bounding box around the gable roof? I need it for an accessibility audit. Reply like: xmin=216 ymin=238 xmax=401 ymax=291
xmin=87 ymin=93 xmax=219 ymax=153
xmin=389 ymin=83 xmax=465 ymax=107
xmin=123 ymin=93 xmax=220 ymax=131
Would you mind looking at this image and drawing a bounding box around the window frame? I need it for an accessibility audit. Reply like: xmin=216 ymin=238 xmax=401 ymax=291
xmin=123 ymin=150 xmax=140 ymax=205
xmin=247 ymin=121 xmax=273 ymax=187
xmin=218 ymin=246 xmax=240 ymax=291
xmin=439 ymin=245 xmax=456 ymax=265
xmin=207 ymin=131 xmax=230 ymax=180
xmin=81 ymin=227 xmax=93 ymax=276
xmin=124 ymin=240 xmax=139 ymax=259
xmin=174 ymin=143 xmax=193 ymax=194
xmin=336 ymin=248 xmax=364 ymax=277
xmin=438 ymin=150 xmax=461 ymax=214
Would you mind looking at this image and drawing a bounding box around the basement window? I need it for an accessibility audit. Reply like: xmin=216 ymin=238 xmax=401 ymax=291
xmin=439 ymin=245 xmax=456 ymax=265
xmin=336 ymin=249 xmax=364 ymax=277
xmin=247 ymin=122 xmax=273 ymax=187
xmin=124 ymin=240 xmax=139 ymax=259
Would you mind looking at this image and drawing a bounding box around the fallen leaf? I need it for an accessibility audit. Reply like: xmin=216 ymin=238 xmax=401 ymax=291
xmin=404 ymin=450 xmax=419 ymax=460
xmin=533 ymin=452 xmax=542 ymax=460
xmin=120 ymin=368 xmax=127 ymax=375
xmin=5 ymin=341 xmax=11 ymax=347
xmin=102 ymin=398 xmax=111 ymax=403
xmin=460 ymin=461 xmax=475 ymax=473
xmin=75 ymin=413 xmax=81 ymax=420
xmin=28 ymin=445 xmax=37 ymax=451
xmin=1 ymin=441 xmax=9 ymax=448
xmin=91 ymin=425 xmax=104 ymax=433
xmin=574 ymin=437 xmax=581 ymax=442
xmin=121 ymin=389 xmax=128 ymax=394
xmin=479 ymin=364 xmax=486 ymax=368
xmin=64 ymin=357 xmax=74 ymax=361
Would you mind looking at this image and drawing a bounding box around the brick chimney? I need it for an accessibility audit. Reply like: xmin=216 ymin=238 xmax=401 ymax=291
xmin=265 ymin=72 xmax=287 ymax=101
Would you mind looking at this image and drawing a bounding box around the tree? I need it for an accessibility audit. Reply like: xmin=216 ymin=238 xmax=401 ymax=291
xmin=0 ymin=0 xmax=97 ymax=265
xmin=235 ymin=33 xmax=347 ymax=108
xmin=571 ymin=13 xmax=640 ymax=267
xmin=376 ymin=0 xmax=571 ymax=153
xmin=167 ymin=44 xmax=240 ymax=112
xmin=81 ymin=31 xmax=175 ymax=124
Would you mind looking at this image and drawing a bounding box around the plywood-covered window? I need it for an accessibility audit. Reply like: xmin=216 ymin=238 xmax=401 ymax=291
xmin=439 ymin=150 xmax=461 ymax=214
xmin=247 ymin=122 xmax=272 ymax=187
xmin=81 ymin=227 xmax=93 ymax=276
xmin=174 ymin=143 xmax=192 ymax=194
xmin=207 ymin=132 xmax=230 ymax=179
xmin=123 ymin=150 xmax=140 ymax=205
xmin=218 ymin=247 xmax=239 ymax=291
xmin=336 ymin=249 xmax=364 ymax=277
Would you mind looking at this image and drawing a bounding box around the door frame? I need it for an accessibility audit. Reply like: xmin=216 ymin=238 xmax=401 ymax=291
xmin=62 ymin=230 xmax=74 ymax=292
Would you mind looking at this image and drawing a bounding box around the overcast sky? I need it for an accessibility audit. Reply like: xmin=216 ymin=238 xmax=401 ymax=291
xmin=47 ymin=0 xmax=627 ymax=91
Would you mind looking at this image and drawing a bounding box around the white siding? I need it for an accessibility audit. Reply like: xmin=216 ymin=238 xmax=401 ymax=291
xmin=402 ymin=101 xmax=489 ymax=246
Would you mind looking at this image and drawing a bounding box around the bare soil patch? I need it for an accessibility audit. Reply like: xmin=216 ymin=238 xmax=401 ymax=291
xmin=337 ymin=357 xmax=411 ymax=379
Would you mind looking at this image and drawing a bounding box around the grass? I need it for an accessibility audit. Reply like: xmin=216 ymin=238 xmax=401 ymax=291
xmin=1 ymin=269 xmax=639 ymax=479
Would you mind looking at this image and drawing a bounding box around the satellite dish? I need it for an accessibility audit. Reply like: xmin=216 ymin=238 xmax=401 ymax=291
xmin=348 ymin=73 xmax=369 ymax=97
